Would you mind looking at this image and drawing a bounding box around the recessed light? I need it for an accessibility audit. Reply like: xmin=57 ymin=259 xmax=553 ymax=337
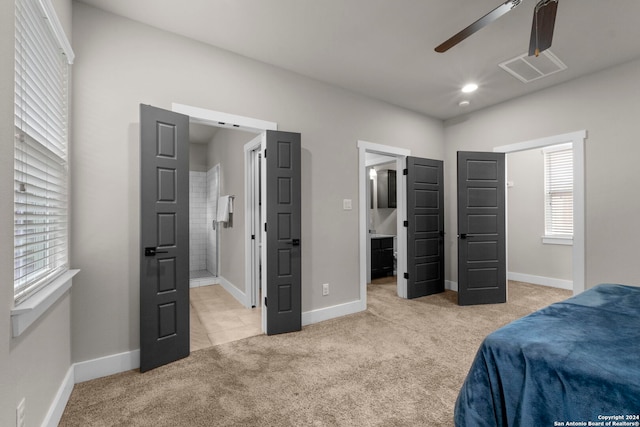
xmin=461 ymin=83 xmax=478 ymax=93
xmin=459 ymin=100 xmax=470 ymax=107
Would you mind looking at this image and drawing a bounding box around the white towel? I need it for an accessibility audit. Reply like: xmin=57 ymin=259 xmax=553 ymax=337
xmin=216 ymin=195 xmax=230 ymax=222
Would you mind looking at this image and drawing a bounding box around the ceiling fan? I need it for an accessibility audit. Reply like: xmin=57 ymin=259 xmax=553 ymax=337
xmin=435 ymin=0 xmax=559 ymax=57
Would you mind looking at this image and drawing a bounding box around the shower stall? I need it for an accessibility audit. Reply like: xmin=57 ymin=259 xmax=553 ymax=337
xmin=189 ymin=164 xmax=220 ymax=286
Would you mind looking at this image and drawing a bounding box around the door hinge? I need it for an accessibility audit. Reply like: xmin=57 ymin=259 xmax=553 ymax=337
xmin=403 ymin=220 xmax=408 ymax=227
xmin=264 ymin=297 xmax=267 ymax=307
xmin=251 ymin=234 xmax=255 ymax=240
xmin=264 ymin=149 xmax=266 ymax=158
xmin=404 ymin=272 xmax=409 ymax=280
xmin=264 ymin=223 xmax=267 ymax=232
xmin=403 ymin=168 xmax=408 ymax=175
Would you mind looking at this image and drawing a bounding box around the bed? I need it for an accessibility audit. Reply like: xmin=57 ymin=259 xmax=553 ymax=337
xmin=454 ymin=284 xmax=640 ymax=426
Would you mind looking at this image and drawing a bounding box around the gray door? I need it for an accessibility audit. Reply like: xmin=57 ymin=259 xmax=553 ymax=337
xmin=139 ymin=104 xmax=190 ymax=372
xmin=265 ymin=130 xmax=302 ymax=335
xmin=406 ymin=157 xmax=445 ymax=298
xmin=457 ymin=151 xmax=506 ymax=306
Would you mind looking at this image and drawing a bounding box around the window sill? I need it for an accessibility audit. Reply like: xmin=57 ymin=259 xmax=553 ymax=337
xmin=11 ymin=269 xmax=79 ymax=337
xmin=542 ymin=236 xmax=573 ymax=246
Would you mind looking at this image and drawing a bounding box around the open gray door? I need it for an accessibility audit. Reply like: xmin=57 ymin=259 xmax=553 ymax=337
xmin=140 ymin=105 xmax=190 ymax=372
xmin=406 ymin=157 xmax=445 ymax=298
xmin=265 ymin=130 xmax=302 ymax=335
xmin=457 ymin=151 xmax=506 ymax=306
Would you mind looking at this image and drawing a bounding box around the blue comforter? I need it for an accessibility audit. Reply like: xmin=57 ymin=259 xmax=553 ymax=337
xmin=455 ymin=284 xmax=640 ymax=426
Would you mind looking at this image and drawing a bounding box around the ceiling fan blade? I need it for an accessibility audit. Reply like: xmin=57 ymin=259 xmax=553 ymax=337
xmin=435 ymin=0 xmax=522 ymax=53
xmin=528 ymin=0 xmax=558 ymax=56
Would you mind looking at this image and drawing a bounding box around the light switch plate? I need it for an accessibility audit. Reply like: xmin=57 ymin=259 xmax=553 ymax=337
xmin=343 ymin=199 xmax=352 ymax=210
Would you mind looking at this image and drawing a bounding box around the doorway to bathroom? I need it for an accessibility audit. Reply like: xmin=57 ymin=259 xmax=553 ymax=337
xmin=367 ymin=154 xmax=399 ymax=295
xmin=140 ymin=103 xmax=302 ymax=371
xmin=187 ymin=124 xmax=261 ymax=350
xmin=359 ymin=141 xmax=408 ymax=305
xmin=358 ymin=140 xmax=445 ymax=309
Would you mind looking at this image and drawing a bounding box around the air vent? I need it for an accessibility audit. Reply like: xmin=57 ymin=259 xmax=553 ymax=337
xmin=499 ymin=50 xmax=567 ymax=83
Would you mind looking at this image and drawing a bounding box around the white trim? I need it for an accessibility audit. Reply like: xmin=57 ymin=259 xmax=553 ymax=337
xmin=171 ymin=103 xmax=277 ymax=133
xmin=41 ymin=366 xmax=74 ymax=427
xmin=38 ymin=0 xmax=75 ymax=64
xmin=244 ymin=135 xmax=263 ymax=311
xmin=11 ymin=269 xmax=79 ymax=337
xmin=302 ymin=300 xmax=364 ymax=326
xmin=74 ymin=350 xmax=140 ymax=383
xmin=508 ymin=272 xmax=573 ymax=291
xmin=494 ymin=130 xmax=586 ymax=153
xmin=260 ymin=134 xmax=268 ymax=333
xmin=358 ymin=141 xmax=410 ymax=305
xmin=218 ymin=276 xmax=248 ymax=308
xmin=445 ymin=280 xmax=458 ymax=292
xmin=494 ymin=130 xmax=586 ymax=295
xmin=358 ymin=140 xmax=411 ymax=157
xmin=542 ymin=236 xmax=573 ymax=246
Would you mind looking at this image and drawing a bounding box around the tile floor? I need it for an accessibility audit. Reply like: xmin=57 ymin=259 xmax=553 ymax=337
xmin=190 ymin=283 xmax=262 ymax=351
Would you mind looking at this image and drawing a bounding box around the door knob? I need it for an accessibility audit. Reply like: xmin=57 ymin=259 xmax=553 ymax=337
xmin=145 ymin=247 xmax=169 ymax=256
xmin=458 ymin=233 xmax=467 ymax=239
xmin=285 ymin=239 xmax=300 ymax=246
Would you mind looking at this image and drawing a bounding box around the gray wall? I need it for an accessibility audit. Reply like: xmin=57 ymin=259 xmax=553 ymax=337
xmin=70 ymin=3 xmax=444 ymax=363
xmin=207 ymin=128 xmax=256 ymax=292
xmin=443 ymin=58 xmax=640 ymax=289
xmin=507 ymin=150 xmax=572 ymax=280
xmin=1 ymin=0 xmax=74 ymax=425
xmin=189 ymin=143 xmax=208 ymax=172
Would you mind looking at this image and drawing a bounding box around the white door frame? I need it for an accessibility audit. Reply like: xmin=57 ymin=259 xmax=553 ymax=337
xmin=494 ymin=130 xmax=586 ymax=295
xmin=358 ymin=140 xmax=411 ymax=306
xmin=244 ymin=135 xmax=262 ymax=310
xmin=172 ymin=103 xmax=277 ymax=332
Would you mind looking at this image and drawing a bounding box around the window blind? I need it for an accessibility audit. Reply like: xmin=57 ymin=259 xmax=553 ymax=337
xmin=544 ymin=145 xmax=573 ymax=237
xmin=14 ymin=0 xmax=72 ymax=304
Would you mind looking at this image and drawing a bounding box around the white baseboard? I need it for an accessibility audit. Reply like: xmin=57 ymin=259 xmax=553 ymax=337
xmin=508 ymin=272 xmax=573 ymax=290
xmin=42 ymin=366 xmax=74 ymax=427
xmin=445 ymin=280 xmax=458 ymax=292
xmin=74 ymin=350 xmax=140 ymax=383
xmin=217 ymin=276 xmax=248 ymax=307
xmin=302 ymin=299 xmax=365 ymax=326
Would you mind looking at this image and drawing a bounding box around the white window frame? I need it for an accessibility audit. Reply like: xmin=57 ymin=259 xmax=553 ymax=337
xmin=542 ymin=143 xmax=573 ymax=246
xmin=12 ymin=0 xmax=76 ymax=336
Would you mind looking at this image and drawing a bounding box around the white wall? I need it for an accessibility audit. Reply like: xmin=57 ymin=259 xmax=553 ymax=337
xmin=189 ymin=143 xmax=208 ymax=172
xmin=70 ymin=2 xmax=444 ymax=364
xmin=507 ymin=150 xmax=572 ymax=281
xmin=443 ymin=58 xmax=640 ymax=289
xmin=1 ymin=1 xmax=74 ymax=426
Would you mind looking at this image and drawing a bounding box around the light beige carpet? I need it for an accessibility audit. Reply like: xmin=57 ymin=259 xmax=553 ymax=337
xmin=60 ymin=282 xmax=571 ymax=427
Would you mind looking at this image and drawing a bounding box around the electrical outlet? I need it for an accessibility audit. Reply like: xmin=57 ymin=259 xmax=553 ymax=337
xmin=16 ymin=398 xmax=25 ymax=427
xmin=322 ymin=283 xmax=329 ymax=296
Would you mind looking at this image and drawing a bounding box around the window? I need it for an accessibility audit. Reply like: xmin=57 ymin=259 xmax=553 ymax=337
xmin=14 ymin=0 xmax=74 ymax=304
xmin=543 ymin=143 xmax=573 ymax=244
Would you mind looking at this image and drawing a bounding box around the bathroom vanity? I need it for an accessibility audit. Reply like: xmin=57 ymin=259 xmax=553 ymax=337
xmin=370 ymin=235 xmax=395 ymax=279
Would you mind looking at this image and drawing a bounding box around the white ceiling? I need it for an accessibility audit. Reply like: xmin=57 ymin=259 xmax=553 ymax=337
xmin=77 ymin=0 xmax=640 ymax=120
